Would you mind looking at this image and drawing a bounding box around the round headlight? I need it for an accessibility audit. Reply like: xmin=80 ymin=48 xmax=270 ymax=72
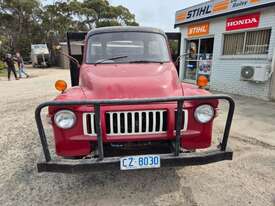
xmin=54 ymin=110 xmax=76 ymax=129
xmin=194 ymin=104 xmax=214 ymax=123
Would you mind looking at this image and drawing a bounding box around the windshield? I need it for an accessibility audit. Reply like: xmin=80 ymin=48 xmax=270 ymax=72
xmin=86 ymin=32 xmax=170 ymax=64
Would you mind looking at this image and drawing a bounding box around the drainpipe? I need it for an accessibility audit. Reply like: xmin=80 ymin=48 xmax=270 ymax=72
xmin=270 ymin=48 xmax=275 ymax=100
xmin=270 ymin=49 xmax=275 ymax=78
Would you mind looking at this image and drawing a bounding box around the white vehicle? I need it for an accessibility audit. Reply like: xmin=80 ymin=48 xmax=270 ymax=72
xmin=31 ymin=44 xmax=50 ymax=68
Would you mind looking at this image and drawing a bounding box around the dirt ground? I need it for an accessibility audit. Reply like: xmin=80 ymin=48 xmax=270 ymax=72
xmin=0 ymin=67 xmax=275 ymax=206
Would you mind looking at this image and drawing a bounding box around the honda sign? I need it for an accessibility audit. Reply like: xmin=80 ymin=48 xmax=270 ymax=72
xmin=226 ymin=12 xmax=260 ymax=31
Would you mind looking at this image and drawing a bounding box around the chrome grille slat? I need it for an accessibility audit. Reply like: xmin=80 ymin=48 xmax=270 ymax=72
xmin=117 ymin=112 xmax=121 ymax=134
xmin=131 ymin=113 xmax=135 ymax=133
xmin=83 ymin=114 xmax=88 ymax=135
xmin=138 ymin=112 xmax=142 ymax=133
xmin=110 ymin=113 xmax=114 ymax=134
xmin=91 ymin=113 xmax=95 ymax=134
xmin=124 ymin=112 xmax=128 ymax=134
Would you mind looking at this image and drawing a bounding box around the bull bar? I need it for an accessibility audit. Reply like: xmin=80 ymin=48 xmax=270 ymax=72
xmin=35 ymin=94 xmax=235 ymax=173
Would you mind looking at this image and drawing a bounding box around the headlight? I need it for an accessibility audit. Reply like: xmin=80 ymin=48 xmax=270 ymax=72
xmin=54 ymin=110 xmax=76 ymax=129
xmin=194 ymin=104 xmax=214 ymax=123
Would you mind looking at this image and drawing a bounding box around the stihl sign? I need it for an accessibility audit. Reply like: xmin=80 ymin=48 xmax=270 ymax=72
xmin=226 ymin=13 xmax=260 ymax=31
xmin=188 ymin=22 xmax=210 ymax=37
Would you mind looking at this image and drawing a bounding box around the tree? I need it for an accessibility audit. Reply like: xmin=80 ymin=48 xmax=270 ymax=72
xmin=0 ymin=0 xmax=139 ymax=60
xmin=65 ymin=0 xmax=138 ymax=30
xmin=0 ymin=0 xmax=41 ymax=55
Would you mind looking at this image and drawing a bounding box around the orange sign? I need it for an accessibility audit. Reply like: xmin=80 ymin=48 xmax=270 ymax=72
xmin=176 ymin=11 xmax=187 ymax=21
xmin=188 ymin=22 xmax=209 ymax=37
xmin=213 ymin=0 xmax=230 ymax=13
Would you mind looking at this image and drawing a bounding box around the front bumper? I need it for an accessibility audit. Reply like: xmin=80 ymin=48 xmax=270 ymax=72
xmin=35 ymin=95 xmax=235 ymax=173
xmin=37 ymin=149 xmax=233 ymax=173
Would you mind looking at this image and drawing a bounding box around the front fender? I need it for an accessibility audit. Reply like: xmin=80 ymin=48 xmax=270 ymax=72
xmin=48 ymin=86 xmax=87 ymax=115
xmin=181 ymin=83 xmax=219 ymax=108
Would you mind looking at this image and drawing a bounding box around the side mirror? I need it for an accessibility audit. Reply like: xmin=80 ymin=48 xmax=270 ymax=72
xmin=53 ymin=45 xmax=80 ymax=68
xmin=175 ymin=55 xmax=184 ymax=66
xmin=174 ymin=59 xmax=179 ymax=67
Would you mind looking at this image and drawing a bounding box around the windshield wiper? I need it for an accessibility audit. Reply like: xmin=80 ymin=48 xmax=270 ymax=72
xmin=95 ymin=55 xmax=128 ymax=65
xmin=128 ymin=60 xmax=164 ymax=64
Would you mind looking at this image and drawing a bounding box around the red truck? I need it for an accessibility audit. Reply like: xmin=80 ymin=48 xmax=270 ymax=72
xmin=35 ymin=26 xmax=234 ymax=173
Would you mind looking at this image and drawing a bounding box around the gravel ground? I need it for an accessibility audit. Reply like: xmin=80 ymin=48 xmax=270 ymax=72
xmin=0 ymin=67 xmax=275 ymax=206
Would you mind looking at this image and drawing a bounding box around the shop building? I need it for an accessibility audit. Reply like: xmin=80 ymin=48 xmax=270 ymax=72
xmin=175 ymin=0 xmax=275 ymax=100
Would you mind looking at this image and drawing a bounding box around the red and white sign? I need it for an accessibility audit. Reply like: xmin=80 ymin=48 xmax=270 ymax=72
xmin=226 ymin=12 xmax=260 ymax=31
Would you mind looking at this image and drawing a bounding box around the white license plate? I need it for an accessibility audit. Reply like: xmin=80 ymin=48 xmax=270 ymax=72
xmin=120 ymin=155 xmax=160 ymax=170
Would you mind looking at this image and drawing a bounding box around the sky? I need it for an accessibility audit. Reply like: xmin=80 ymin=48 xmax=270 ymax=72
xmin=109 ymin=0 xmax=206 ymax=31
xmin=45 ymin=0 xmax=207 ymax=32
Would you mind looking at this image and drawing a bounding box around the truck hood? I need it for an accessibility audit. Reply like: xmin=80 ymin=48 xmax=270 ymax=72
xmin=79 ymin=63 xmax=183 ymax=99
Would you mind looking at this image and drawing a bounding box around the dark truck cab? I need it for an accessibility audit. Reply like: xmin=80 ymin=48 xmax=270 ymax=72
xmin=35 ymin=26 xmax=234 ymax=173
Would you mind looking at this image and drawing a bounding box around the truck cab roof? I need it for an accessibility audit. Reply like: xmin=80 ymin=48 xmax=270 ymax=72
xmin=87 ymin=26 xmax=167 ymax=37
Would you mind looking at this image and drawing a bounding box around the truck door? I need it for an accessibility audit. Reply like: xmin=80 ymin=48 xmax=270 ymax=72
xmin=166 ymin=32 xmax=181 ymax=75
xmin=67 ymin=32 xmax=87 ymax=86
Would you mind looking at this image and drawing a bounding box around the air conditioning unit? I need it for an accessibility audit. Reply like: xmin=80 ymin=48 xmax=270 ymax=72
xmin=240 ymin=64 xmax=270 ymax=82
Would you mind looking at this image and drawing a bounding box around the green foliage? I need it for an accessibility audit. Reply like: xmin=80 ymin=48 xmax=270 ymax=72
xmin=169 ymin=40 xmax=179 ymax=55
xmin=0 ymin=35 xmax=9 ymax=58
xmin=0 ymin=0 xmax=139 ymax=59
xmin=0 ymin=60 xmax=6 ymax=77
xmin=0 ymin=60 xmax=5 ymax=70
xmin=0 ymin=0 xmax=41 ymax=56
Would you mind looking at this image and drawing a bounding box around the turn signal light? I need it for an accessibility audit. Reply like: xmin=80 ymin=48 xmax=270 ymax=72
xmin=55 ymin=80 xmax=67 ymax=92
xmin=197 ymin=75 xmax=208 ymax=88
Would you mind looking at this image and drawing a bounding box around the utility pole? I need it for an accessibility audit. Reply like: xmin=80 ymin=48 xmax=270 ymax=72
xmin=0 ymin=40 xmax=2 ymax=58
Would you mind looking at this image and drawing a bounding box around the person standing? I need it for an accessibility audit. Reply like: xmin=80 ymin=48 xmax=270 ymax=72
xmin=16 ymin=52 xmax=29 ymax=78
xmin=4 ymin=53 xmax=19 ymax=81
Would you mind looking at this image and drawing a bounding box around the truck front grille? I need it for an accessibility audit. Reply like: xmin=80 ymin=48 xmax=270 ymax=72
xmin=105 ymin=110 xmax=167 ymax=135
xmin=83 ymin=113 xmax=96 ymax=135
xmin=83 ymin=110 xmax=187 ymax=136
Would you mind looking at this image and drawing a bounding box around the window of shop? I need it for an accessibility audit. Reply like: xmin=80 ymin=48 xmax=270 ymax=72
xmin=184 ymin=37 xmax=214 ymax=83
xmin=223 ymin=29 xmax=271 ymax=55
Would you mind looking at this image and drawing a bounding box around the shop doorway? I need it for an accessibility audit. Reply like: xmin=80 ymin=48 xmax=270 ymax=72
xmin=166 ymin=32 xmax=181 ymax=75
xmin=184 ymin=37 xmax=214 ymax=83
